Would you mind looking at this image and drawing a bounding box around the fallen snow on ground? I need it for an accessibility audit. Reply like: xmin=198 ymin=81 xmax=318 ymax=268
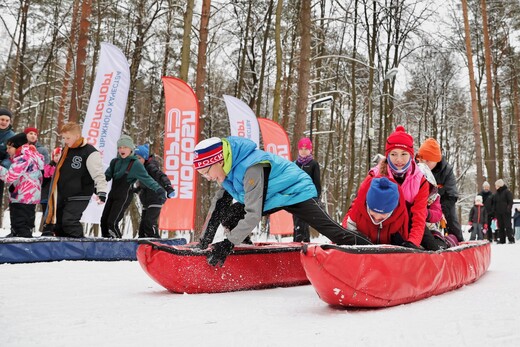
xmin=1 ymin=239 xmax=520 ymax=347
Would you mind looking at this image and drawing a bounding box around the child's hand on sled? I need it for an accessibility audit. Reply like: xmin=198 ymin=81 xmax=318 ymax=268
xmin=207 ymin=239 xmax=235 ymax=267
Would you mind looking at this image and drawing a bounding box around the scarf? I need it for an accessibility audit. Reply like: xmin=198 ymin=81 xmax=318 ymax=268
xmin=296 ymin=154 xmax=313 ymax=166
xmin=45 ymin=137 xmax=85 ymax=225
xmin=387 ymin=156 xmax=411 ymax=178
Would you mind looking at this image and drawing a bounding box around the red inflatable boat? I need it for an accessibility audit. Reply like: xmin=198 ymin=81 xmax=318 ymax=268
xmin=300 ymin=241 xmax=491 ymax=308
xmin=137 ymin=241 xmax=309 ymax=294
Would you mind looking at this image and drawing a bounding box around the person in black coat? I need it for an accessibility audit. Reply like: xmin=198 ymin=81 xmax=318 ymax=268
xmin=417 ymin=138 xmax=464 ymax=242
xmin=493 ymin=179 xmax=515 ymax=244
xmin=479 ymin=181 xmax=495 ymax=241
xmin=293 ymin=138 xmax=321 ymax=242
xmin=134 ymin=144 xmax=175 ymax=238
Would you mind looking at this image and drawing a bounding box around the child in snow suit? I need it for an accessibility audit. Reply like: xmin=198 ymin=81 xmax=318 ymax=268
xmin=101 ymin=136 xmax=166 ymax=238
xmin=44 ymin=122 xmax=108 ymax=238
xmin=342 ymin=176 xmax=409 ymax=244
xmin=134 ymin=144 xmax=175 ymax=238
xmin=293 ymin=137 xmax=321 ymax=242
xmin=363 ymin=126 xmax=429 ymax=249
xmin=0 ymin=133 xmax=44 ymax=237
xmin=468 ymin=195 xmax=488 ymax=241
xmin=194 ymin=136 xmax=372 ymax=267
xmin=417 ymin=138 xmax=464 ymax=242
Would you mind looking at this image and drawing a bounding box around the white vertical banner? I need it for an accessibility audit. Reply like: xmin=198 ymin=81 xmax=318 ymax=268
xmin=223 ymin=95 xmax=260 ymax=147
xmin=80 ymin=42 xmax=130 ymax=224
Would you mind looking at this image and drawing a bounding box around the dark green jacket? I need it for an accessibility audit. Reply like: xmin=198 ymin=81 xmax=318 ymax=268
xmin=105 ymin=155 xmax=162 ymax=192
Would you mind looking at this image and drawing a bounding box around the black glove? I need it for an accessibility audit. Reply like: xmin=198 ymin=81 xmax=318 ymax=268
xmin=402 ymin=241 xmax=421 ymax=249
xmin=155 ymin=188 xmax=167 ymax=204
xmin=207 ymin=239 xmax=235 ymax=267
xmin=97 ymin=192 xmax=106 ymax=203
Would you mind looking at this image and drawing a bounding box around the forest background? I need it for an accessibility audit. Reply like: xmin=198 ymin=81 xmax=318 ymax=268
xmin=1 ymin=0 xmax=519 ymax=233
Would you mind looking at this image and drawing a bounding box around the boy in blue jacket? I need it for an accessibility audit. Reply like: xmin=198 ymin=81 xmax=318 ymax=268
xmin=193 ymin=136 xmax=371 ymax=266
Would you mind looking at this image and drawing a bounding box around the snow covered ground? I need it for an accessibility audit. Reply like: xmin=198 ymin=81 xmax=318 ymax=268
xmin=1 ymin=236 xmax=519 ymax=347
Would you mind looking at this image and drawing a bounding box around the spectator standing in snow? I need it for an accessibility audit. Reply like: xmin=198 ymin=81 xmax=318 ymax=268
xmin=40 ymin=147 xmax=61 ymax=228
xmin=293 ymin=137 xmax=321 ymax=242
xmin=417 ymin=138 xmax=464 ymax=242
xmin=101 ymin=136 xmax=166 ymax=238
xmin=479 ymin=181 xmax=495 ymax=241
xmin=513 ymin=208 xmax=520 ymax=241
xmin=43 ymin=122 xmax=107 ymax=238
xmin=0 ymin=133 xmax=44 ymax=238
xmin=24 ymin=126 xmax=50 ymax=165
xmin=193 ymin=136 xmax=372 ymax=267
xmin=362 ymin=126 xmax=429 ymax=249
xmin=0 ymin=108 xmax=15 ymax=215
xmin=492 ymin=179 xmax=514 ymax=244
xmin=134 ymin=144 xmax=175 ymax=238
xmin=342 ymin=176 xmax=409 ymax=245
xmin=468 ymin=195 xmax=488 ymax=241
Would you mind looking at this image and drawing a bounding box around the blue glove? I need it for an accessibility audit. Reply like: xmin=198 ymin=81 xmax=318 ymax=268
xmin=207 ymin=239 xmax=234 ymax=267
xmin=167 ymin=190 xmax=176 ymax=198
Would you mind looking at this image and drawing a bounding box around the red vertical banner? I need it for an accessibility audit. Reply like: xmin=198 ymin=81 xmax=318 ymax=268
xmin=258 ymin=118 xmax=294 ymax=235
xmin=159 ymin=77 xmax=199 ymax=231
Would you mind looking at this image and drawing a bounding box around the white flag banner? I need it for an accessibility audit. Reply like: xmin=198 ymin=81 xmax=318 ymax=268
xmin=223 ymin=95 xmax=260 ymax=147
xmin=80 ymin=42 xmax=130 ymax=224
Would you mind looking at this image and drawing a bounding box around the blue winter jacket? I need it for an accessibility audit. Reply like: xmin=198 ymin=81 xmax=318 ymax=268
xmin=221 ymin=136 xmax=317 ymax=211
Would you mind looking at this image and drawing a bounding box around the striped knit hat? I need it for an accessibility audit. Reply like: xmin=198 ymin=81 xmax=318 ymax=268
xmin=193 ymin=137 xmax=223 ymax=170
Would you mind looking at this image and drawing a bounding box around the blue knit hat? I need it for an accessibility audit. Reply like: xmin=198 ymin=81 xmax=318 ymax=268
xmin=135 ymin=144 xmax=150 ymax=159
xmin=366 ymin=177 xmax=399 ymax=214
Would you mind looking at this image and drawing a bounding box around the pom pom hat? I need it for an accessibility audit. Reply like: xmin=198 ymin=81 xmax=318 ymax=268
xmin=385 ymin=125 xmax=414 ymax=156
xmin=298 ymin=137 xmax=313 ymax=150
xmin=366 ymin=177 xmax=399 ymax=214
xmin=418 ymin=138 xmax=442 ymax=163
xmin=193 ymin=137 xmax=223 ymax=170
xmin=135 ymin=144 xmax=150 ymax=159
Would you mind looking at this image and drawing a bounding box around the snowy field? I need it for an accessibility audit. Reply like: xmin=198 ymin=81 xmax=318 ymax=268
xmin=1 ymin=235 xmax=519 ymax=347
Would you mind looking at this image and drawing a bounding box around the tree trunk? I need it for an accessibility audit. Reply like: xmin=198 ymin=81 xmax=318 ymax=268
xmin=480 ymin=0 xmax=497 ymax=185
xmin=58 ymin=0 xmax=80 ymax=129
xmin=69 ymin=0 xmax=92 ymax=123
xmin=255 ymin=0 xmax=274 ymax=117
xmin=235 ymin=1 xmax=252 ymax=99
xmin=292 ymin=0 xmax=311 ymax=159
xmin=194 ymin=0 xmax=211 ymax=235
xmin=179 ymin=0 xmax=195 ymax=82
xmin=461 ymin=0 xmax=484 ymax=189
xmin=271 ymin=0 xmax=283 ymax=122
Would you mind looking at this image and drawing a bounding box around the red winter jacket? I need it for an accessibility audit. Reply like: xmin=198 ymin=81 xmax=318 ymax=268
xmin=342 ymin=176 xmax=409 ymax=244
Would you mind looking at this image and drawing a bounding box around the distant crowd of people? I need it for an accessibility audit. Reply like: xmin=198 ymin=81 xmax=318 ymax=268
xmin=0 ymin=107 xmax=175 ymax=239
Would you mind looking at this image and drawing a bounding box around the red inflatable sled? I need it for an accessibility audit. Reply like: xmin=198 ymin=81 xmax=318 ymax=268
xmin=137 ymin=240 xmax=309 ymax=294
xmin=301 ymin=241 xmax=491 ymax=308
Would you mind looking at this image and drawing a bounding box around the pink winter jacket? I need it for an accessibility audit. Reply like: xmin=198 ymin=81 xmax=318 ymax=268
xmin=0 ymin=144 xmax=44 ymax=204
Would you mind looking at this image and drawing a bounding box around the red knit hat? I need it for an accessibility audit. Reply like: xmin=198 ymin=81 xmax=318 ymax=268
xmin=417 ymin=138 xmax=442 ymax=162
xmin=193 ymin=137 xmax=223 ymax=169
xmin=52 ymin=147 xmax=62 ymax=157
xmin=298 ymin=137 xmax=312 ymax=150
xmin=385 ymin=125 xmax=414 ymax=156
xmin=24 ymin=126 xmax=38 ymax=135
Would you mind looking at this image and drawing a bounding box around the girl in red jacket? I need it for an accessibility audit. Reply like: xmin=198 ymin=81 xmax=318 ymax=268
xmin=364 ymin=126 xmax=429 ymax=248
xmin=342 ymin=176 xmax=409 ymax=245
